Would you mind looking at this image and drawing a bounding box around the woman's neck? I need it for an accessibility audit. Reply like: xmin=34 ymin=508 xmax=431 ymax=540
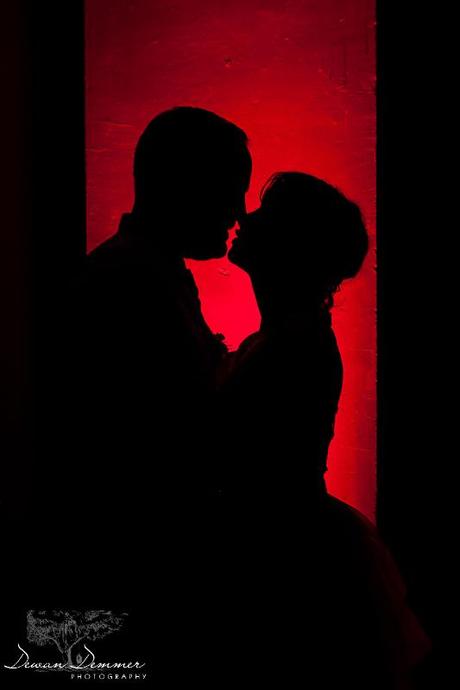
xmin=251 ymin=276 xmax=325 ymax=331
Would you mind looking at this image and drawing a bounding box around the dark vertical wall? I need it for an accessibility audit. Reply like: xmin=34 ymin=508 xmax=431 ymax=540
xmin=1 ymin=3 xmax=30 ymax=519
xmin=1 ymin=1 xmax=86 ymax=518
xmin=25 ymin=0 xmax=86 ymax=275
xmin=377 ymin=3 xmax=446 ymax=686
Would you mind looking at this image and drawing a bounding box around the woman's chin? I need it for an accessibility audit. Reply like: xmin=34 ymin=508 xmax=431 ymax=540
xmin=227 ymin=245 xmax=242 ymax=268
xmin=227 ymin=242 xmax=246 ymax=269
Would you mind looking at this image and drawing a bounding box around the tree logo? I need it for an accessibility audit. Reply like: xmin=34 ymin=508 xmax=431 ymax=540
xmin=3 ymin=609 xmax=148 ymax=679
xmin=26 ymin=610 xmax=128 ymax=668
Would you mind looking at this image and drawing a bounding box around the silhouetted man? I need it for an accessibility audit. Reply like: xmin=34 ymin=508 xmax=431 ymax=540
xmin=61 ymin=107 xmax=251 ymax=537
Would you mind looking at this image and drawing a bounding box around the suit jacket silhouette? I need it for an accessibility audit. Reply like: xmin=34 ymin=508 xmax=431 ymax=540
xmin=56 ymin=213 xmax=226 ymax=531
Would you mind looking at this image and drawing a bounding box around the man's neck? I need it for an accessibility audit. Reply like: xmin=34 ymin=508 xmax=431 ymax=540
xmin=119 ymin=211 xmax=183 ymax=262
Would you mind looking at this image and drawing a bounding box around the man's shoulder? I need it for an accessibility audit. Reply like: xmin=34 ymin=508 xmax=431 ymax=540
xmin=81 ymin=233 xmax=160 ymax=291
xmin=84 ymin=233 xmax=175 ymax=281
xmin=76 ymin=234 xmax=191 ymax=324
xmin=85 ymin=233 xmax=130 ymax=275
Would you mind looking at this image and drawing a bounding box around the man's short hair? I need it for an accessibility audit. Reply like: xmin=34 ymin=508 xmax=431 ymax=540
xmin=134 ymin=106 xmax=251 ymax=203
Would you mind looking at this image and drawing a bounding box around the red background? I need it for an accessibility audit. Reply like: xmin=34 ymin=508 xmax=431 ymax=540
xmin=85 ymin=0 xmax=376 ymax=519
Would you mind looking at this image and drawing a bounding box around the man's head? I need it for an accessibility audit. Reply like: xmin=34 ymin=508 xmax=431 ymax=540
xmin=132 ymin=107 xmax=251 ymax=259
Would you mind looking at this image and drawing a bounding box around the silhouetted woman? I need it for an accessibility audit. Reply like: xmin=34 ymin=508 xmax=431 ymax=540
xmin=223 ymin=172 xmax=364 ymax=500
xmin=218 ymin=172 xmax=430 ymax=689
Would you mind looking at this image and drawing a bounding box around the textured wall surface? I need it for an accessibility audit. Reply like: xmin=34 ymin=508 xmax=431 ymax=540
xmin=86 ymin=0 xmax=376 ymax=519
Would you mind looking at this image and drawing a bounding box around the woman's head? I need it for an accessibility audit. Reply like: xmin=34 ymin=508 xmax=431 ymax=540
xmin=228 ymin=172 xmax=368 ymax=308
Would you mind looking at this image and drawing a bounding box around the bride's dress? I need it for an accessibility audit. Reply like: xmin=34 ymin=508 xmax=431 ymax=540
xmin=216 ymin=307 xmax=430 ymax=687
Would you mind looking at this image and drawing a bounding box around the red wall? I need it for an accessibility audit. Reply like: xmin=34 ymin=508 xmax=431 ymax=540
xmin=85 ymin=0 xmax=376 ymax=519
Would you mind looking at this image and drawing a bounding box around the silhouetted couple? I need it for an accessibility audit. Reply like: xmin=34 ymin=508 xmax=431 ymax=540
xmin=52 ymin=107 xmax=428 ymax=688
xmin=71 ymin=108 xmax=365 ymax=506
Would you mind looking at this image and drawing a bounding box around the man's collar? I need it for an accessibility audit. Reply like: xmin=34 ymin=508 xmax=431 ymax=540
xmin=117 ymin=213 xmax=187 ymax=272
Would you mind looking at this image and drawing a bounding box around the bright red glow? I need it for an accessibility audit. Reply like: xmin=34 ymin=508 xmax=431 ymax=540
xmin=85 ymin=0 xmax=376 ymax=520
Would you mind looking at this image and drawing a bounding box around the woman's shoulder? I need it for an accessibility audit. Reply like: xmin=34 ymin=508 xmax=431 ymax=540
xmin=277 ymin=310 xmax=341 ymax=359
